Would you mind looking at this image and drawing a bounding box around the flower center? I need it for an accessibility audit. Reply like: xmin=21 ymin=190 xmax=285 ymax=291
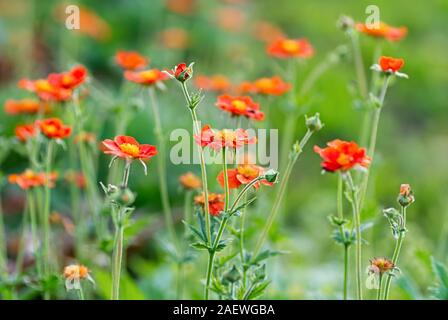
xmin=141 ymin=70 xmax=158 ymax=81
xmin=281 ymin=40 xmax=300 ymax=53
xmin=255 ymin=78 xmax=272 ymax=91
xmin=119 ymin=143 xmax=140 ymax=157
xmin=45 ymin=124 xmax=58 ymax=134
xmin=238 ymin=165 xmax=259 ymax=178
xmin=231 ymin=100 xmax=247 ymax=112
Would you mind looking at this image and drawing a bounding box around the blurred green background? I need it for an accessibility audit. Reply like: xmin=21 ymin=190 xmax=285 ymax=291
xmin=0 ymin=0 xmax=447 ymax=299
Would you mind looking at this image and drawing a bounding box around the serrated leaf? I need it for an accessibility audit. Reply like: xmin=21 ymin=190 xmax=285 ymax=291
xmin=244 ymin=281 xmax=270 ymax=300
xmin=251 ymin=250 xmax=287 ymax=265
xmin=183 ymin=220 xmax=207 ymax=243
xmin=190 ymin=242 xmax=210 ymax=251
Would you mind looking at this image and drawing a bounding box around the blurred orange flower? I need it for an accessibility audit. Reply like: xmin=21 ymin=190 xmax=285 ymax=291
xmin=179 ymin=172 xmax=202 ymax=190
xmin=15 ymin=123 xmax=37 ymax=142
xmin=194 ymin=75 xmax=231 ymax=93
xmin=215 ymin=95 xmax=264 ymax=121
xmin=48 ymin=65 xmax=88 ymax=90
xmin=356 ymin=22 xmax=407 ymax=42
xmin=166 ymin=0 xmax=196 ymax=15
xmin=63 ymin=264 xmax=93 ymax=290
xmin=102 ymin=135 xmax=158 ymax=160
xmin=4 ymin=99 xmax=51 ymax=115
xmin=252 ymin=21 xmax=285 ymax=43
xmin=115 ymin=50 xmax=148 ymax=70
xmin=216 ymin=7 xmax=246 ymax=33
xmin=36 ymin=118 xmax=72 ymax=139
xmin=74 ymin=132 xmax=97 ymax=144
xmin=379 ymin=56 xmax=404 ymax=73
xmin=314 ymin=139 xmax=370 ymax=172
xmin=158 ymin=28 xmax=190 ymax=50
xmin=238 ymin=76 xmax=291 ymax=96
xmin=9 ymin=169 xmax=57 ymax=190
xmin=194 ymin=192 xmax=225 ymax=216
xmin=124 ymin=69 xmax=168 ymax=86
xmin=65 ymin=171 xmax=87 ymax=189
xmin=18 ymin=78 xmax=72 ymax=102
xmin=267 ymin=38 xmax=314 ymax=59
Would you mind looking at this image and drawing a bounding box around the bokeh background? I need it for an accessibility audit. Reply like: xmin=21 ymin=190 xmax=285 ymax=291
xmin=0 ymin=0 xmax=447 ymax=299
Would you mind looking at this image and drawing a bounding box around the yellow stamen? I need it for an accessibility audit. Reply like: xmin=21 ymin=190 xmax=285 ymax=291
xmin=119 ymin=143 xmax=140 ymax=157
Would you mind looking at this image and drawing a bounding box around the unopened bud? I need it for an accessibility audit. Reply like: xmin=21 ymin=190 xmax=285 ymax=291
xmin=305 ymin=113 xmax=323 ymax=132
xmin=397 ymin=184 xmax=414 ymax=207
xmin=263 ymin=169 xmax=279 ymax=184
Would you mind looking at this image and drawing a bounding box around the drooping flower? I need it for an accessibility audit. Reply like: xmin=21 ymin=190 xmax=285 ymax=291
xmin=356 ymin=22 xmax=407 ymax=42
xmin=102 ymin=135 xmax=157 ymax=171
xmin=314 ymin=139 xmax=370 ymax=172
xmin=179 ymin=172 xmax=202 ymax=190
xmin=194 ymin=125 xmax=256 ymax=151
xmin=115 ymin=50 xmax=148 ymax=70
xmin=48 ymin=65 xmax=88 ymax=90
xmin=217 ymin=163 xmax=273 ymax=190
xmin=267 ymin=38 xmax=314 ymax=59
xmin=194 ymin=75 xmax=231 ymax=93
xmin=63 ymin=264 xmax=94 ymax=290
xmin=215 ymin=95 xmax=264 ymax=121
xmin=15 ymin=124 xmax=37 ymax=142
xmin=124 ymin=68 xmax=168 ymax=86
xmin=194 ymin=192 xmax=225 ymax=216
xmin=238 ymin=76 xmax=291 ymax=96
xmin=36 ymin=118 xmax=72 ymax=139
xmin=366 ymin=257 xmax=396 ymax=289
xmin=8 ymin=169 xmax=57 ymax=190
xmin=4 ymin=99 xmax=51 ymax=115
xmin=18 ymin=78 xmax=72 ymax=102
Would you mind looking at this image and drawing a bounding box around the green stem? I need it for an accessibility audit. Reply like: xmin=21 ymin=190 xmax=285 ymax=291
xmin=240 ymin=193 xmax=248 ymax=287
xmin=0 ymin=188 xmax=7 ymax=279
xmin=377 ymin=273 xmax=383 ymax=300
xmin=350 ymin=32 xmax=368 ymax=99
xmin=253 ymin=129 xmax=313 ymax=258
xmin=42 ymin=140 xmax=54 ymax=282
xmin=345 ymin=171 xmax=362 ymax=300
xmin=383 ymin=206 xmax=406 ymax=300
xmin=343 ymin=245 xmax=349 ymax=300
xmin=27 ymin=190 xmax=42 ymax=278
xmin=337 ymin=174 xmax=348 ymax=300
xmin=77 ymin=286 xmax=85 ymax=300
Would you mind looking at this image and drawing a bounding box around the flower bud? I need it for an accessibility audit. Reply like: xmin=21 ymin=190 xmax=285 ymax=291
xmin=397 ymin=184 xmax=414 ymax=207
xmin=337 ymin=15 xmax=354 ymax=31
xmin=110 ymin=187 xmax=136 ymax=206
xmin=171 ymin=62 xmax=194 ymax=83
xmin=305 ymin=113 xmax=323 ymax=132
xmin=263 ymin=169 xmax=279 ymax=184
xmin=222 ymin=265 xmax=241 ymax=284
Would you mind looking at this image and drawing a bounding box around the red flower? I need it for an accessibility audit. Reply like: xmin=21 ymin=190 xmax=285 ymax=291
xmin=115 ymin=50 xmax=148 ymax=70
xmin=18 ymin=78 xmax=72 ymax=102
xmin=166 ymin=62 xmax=194 ymax=82
xmin=217 ymin=163 xmax=273 ymax=190
xmin=238 ymin=76 xmax=291 ymax=96
xmin=194 ymin=192 xmax=225 ymax=216
xmin=9 ymin=169 xmax=57 ymax=190
xmin=267 ymin=38 xmax=314 ymax=59
xmin=48 ymin=65 xmax=88 ymax=90
xmin=314 ymin=139 xmax=370 ymax=172
xmin=356 ymin=22 xmax=407 ymax=42
xmin=4 ymin=99 xmax=51 ymax=115
xmin=194 ymin=75 xmax=231 ymax=92
xmin=215 ymin=95 xmax=264 ymax=121
xmin=379 ymin=56 xmax=404 ymax=73
xmin=194 ymin=125 xmax=256 ymax=151
xmin=102 ymin=135 xmax=157 ymax=160
xmin=15 ymin=124 xmax=37 ymax=142
xmin=37 ymin=118 xmax=72 ymax=139
xmin=124 ymin=69 xmax=168 ymax=86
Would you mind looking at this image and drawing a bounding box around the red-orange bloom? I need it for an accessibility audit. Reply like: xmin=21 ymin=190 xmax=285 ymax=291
xmin=239 ymin=76 xmax=291 ymax=96
xmin=252 ymin=21 xmax=285 ymax=43
xmin=217 ymin=163 xmax=273 ymax=190
xmin=194 ymin=75 xmax=231 ymax=92
xmin=158 ymin=28 xmax=190 ymax=50
xmin=267 ymin=38 xmax=314 ymax=59
xmin=102 ymin=135 xmax=157 ymax=160
xmin=379 ymin=56 xmax=404 ymax=73
xmin=166 ymin=0 xmax=196 ymax=15
xmin=4 ymin=99 xmax=51 ymax=115
xmin=18 ymin=78 xmax=72 ymax=102
xmin=37 ymin=118 xmax=72 ymax=139
xmin=215 ymin=95 xmax=264 ymax=121
xmin=194 ymin=192 xmax=225 ymax=216
xmin=124 ymin=69 xmax=168 ymax=86
xmin=48 ymin=65 xmax=88 ymax=90
xmin=356 ymin=22 xmax=407 ymax=42
xmin=115 ymin=50 xmax=148 ymax=70
xmin=15 ymin=124 xmax=37 ymax=142
xmin=194 ymin=125 xmax=256 ymax=151
xmin=314 ymin=139 xmax=371 ymax=172
xmin=65 ymin=171 xmax=87 ymax=189
xmin=179 ymin=172 xmax=202 ymax=190
xmin=8 ymin=169 xmax=57 ymax=190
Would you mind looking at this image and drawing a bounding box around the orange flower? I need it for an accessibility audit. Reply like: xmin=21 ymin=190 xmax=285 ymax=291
xmin=356 ymin=22 xmax=407 ymax=42
xmin=4 ymin=99 xmax=51 ymax=115
xmin=50 ymin=212 xmax=75 ymax=235
xmin=115 ymin=50 xmax=148 ymax=70
xmin=8 ymin=169 xmax=57 ymax=190
xmin=37 ymin=118 xmax=72 ymax=139
xmin=216 ymin=7 xmax=246 ymax=33
xmin=194 ymin=192 xmax=225 ymax=216
xmin=124 ymin=69 xmax=168 ymax=86
xmin=194 ymin=125 xmax=256 ymax=151
xmin=65 ymin=171 xmax=87 ymax=189
xmin=15 ymin=124 xmax=37 ymax=142
xmin=102 ymin=135 xmax=157 ymax=160
xmin=158 ymin=28 xmax=189 ymax=50
xmin=252 ymin=21 xmax=285 ymax=43
xmin=166 ymin=0 xmax=196 ymax=15
xmin=74 ymin=132 xmax=96 ymax=144
xmin=63 ymin=264 xmax=93 ymax=290
xmin=368 ymin=257 xmax=395 ymax=275
xmin=314 ymin=139 xmax=370 ymax=172
xmin=194 ymin=75 xmax=231 ymax=93
xmin=47 ymin=65 xmax=88 ymax=90
xmin=398 ymin=183 xmax=414 ymax=207
xmin=217 ymin=163 xmax=273 ymax=190
xmin=179 ymin=172 xmax=202 ymax=190
xmin=215 ymin=95 xmax=264 ymax=121
xmin=18 ymin=78 xmax=72 ymax=102
xmin=267 ymin=38 xmax=314 ymax=59
xmin=239 ymin=76 xmax=291 ymax=96
xmin=379 ymin=56 xmax=404 ymax=73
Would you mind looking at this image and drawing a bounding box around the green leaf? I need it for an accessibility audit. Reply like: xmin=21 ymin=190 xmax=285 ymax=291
xmin=215 ymin=239 xmax=232 ymax=252
xmin=245 ymin=280 xmax=270 ymax=300
xmin=190 ymin=242 xmax=210 ymax=251
xmin=251 ymin=249 xmax=287 ymax=265
xmin=184 ymin=220 xmax=207 ymax=243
